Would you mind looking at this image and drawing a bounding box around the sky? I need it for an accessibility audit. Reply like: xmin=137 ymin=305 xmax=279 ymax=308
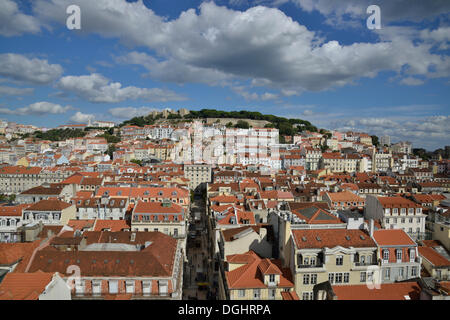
xmin=0 ymin=0 xmax=449 ymax=151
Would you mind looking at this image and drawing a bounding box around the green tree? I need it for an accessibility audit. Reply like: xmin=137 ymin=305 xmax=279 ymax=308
xmin=107 ymin=144 xmax=117 ymax=159
xmin=235 ymin=120 xmax=250 ymax=129
xmin=130 ymin=159 xmax=143 ymax=166
xmin=371 ymin=135 xmax=380 ymax=147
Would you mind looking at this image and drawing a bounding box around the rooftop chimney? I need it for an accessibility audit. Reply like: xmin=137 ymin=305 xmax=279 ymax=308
xmin=369 ymin=219 xmax=374 ymax=237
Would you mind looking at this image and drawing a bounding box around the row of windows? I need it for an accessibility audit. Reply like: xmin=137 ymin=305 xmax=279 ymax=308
xmin=237 ymin=288 xmax=281 ymax=299
xmin=386 ymin=217 xmax=421 ymax=224
xmin=382 ymin=249 xmax=416 ymax=262
xmin=328 ymin=272 xmax=350 ymax=284
xmin=303 ymin=274 xmax=318 ymax=285
xmin=385 ymin=208 xmax=422 ymax=214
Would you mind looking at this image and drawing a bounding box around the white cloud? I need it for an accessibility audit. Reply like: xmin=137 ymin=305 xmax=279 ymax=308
xmin=421 ymin=26 xmax=450 ymax=50
xmin=0 ymin=86 xmax=34 ymax=97
xmin=400 ymin=77 xmax=425 ymax=86
xmin=32 ymin=1 xmax=450 ymax=94
xmin=70 ymin=111 xmax=95 ymax=123
xmin=0 ymin=0 xmax=42 ymax=36
xmin=0 ymin=102 xmax=72 ymax=115
xmin=0 ymin=53 xmax=63 ymax=85
xmin=286 ymin=0 xmax=450 ymax=24
xmin=231 ymin=86 xmax=278 ymax=101
xmin=108 ymin=106 xmax=159 ymax=119
xmin=332 ymin=115 xmax=450 ymax=150
xmin=57 ymin=73 xmax=187 ymax=103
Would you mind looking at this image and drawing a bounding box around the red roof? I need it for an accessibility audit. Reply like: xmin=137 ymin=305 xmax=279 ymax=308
xmin=0 ymin=272 xmax=56 ymax=300
xmin=418 ymin=246 xmax=450 ymax=267
xmin=225 ymin=251 xmax=294 ymax=289
xmin=372 ymin=229 xmax=416 ymax=246
xmin=133 ymin=201 xmax=184 ymax=214
xmin=292 ymin=229 xmax=376 ymax=249
xmin=25 ymin=199 xmax=73 ymax=212
xmin=332 ymin=282 xmax=421 ymax=300
xmin=93 ymin=219 xmax=131 ymax=232
xmin=0 ymin=204 xmax=31 ymax=217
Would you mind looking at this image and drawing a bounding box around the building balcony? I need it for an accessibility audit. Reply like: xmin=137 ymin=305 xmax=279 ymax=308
xmin=297 ymin=263 xmax=325 ymax=271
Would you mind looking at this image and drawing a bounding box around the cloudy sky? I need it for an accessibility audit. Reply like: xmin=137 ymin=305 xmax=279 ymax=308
xmin=0 ymin=0 xmax=449 ymax=150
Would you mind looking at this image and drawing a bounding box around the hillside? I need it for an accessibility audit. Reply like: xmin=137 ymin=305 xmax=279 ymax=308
xmin=120 ymin=109 xmax=318 ymax=136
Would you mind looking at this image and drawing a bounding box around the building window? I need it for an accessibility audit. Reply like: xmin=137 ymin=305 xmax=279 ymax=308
xmin=311 ymin=274 xmax=317 ymax=285
xmin=142 ymin=281 xmax=151 ymax=295
xmin=336 ymin=256 xmax=343 ymax=266
xmin=398 ymin=267 xmax=404 ymax=278
xmin=92 ymin=281 xmax=101 ymax=296
xmin=269 ymin=274 xmax=275 ymax=283
xmin=396 ymin=250 xmax=402 ymax=261
xmin=238 ymin=289 xmax=246 ymax=298
xmin=109 ymin=280 xmax=118 ymax=294
xmin=302 ymin=292 xmax=312 ymax=300
xmin=269 ymin=289 xmax=276 ymax=300
xmin=328 ymin=273 xmax=334 ymax=284
xmin=383 ymin=250 xmax=389 ymax=262
xmin=335 ymin=273 xmax=343 ymax=284
xmin=411 ymin=267 xmax=417 ymax=277
xmin=360 ymin=272 xmax=366 ymax=282
xmin=303 ymin=274 xmax=310 ymax=285
xmin=343 ymin=273 xmax=349 ymax=283
xmin=384 ymin=268 xmax=390 ymax=279
xmin=126 ymin=281 xmax=134 ymax=294
xmin=253 ymin=289 xmax=261 ymax=299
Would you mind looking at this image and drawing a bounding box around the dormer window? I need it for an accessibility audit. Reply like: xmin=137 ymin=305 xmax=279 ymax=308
xmin=410 ymin=249 xmax=415 ymax=262
xmin=383 ymin=249 xmax=389 ymax=262
xmin=396 ymin=249 xmax=402 ymax=262
xmin=269 ymin=274 xmax=275 ymax=283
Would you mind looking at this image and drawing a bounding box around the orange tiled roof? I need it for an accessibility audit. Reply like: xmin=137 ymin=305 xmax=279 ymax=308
xmin=0 ymin=272 xmax=55 ymax=300
xmin=93 ymin=219 xmax=131 ymax=232
xmin=292 ymin=229 xmax=376 ymax=249
xmin=24 ymin=199 xmax=72 ymax=212
xmin=418 ymin=247 xmax=450 ymax=267
xmin=377 ymin=196 xmax=421 ymax=208
xmin=332 ymin=282 xmax=421 ymax=300
xmin=372 ymin=229 xmax=416 ymax=246
xmin=225 ymin=251 xmax=294 ymax=289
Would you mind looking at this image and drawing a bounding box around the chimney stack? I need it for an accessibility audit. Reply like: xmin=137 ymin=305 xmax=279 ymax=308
xmin=369 ymin=219 xmax=374 ymax=237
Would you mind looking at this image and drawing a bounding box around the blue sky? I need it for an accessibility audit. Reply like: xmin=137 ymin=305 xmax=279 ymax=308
xmin=0 ymin=0 xmax=449 ymax=150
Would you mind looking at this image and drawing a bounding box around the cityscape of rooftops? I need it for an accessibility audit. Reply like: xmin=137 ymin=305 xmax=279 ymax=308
xmin=0 ymin=0 xmax=448 ymax=306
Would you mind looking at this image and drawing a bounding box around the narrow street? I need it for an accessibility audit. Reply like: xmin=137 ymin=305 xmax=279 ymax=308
xmin=182 ymin=194 xmax=217 ymax=300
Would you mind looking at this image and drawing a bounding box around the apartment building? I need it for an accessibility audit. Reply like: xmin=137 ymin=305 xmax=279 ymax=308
xmin=26 ymin=231 xmax=184 ymax=300
xmin=22 ymin=199 xmax=76 ymax=226
xmin=301 ymin=147 xmax=322 ymax=171
xmin=365 ymin=196 xmax=426 ymax=239
xmin=75 ymin=197 xmax=129 ymax=220
xmin=222 ymin=251 xmax=295 ymax=300
xmin=324 ymin=191 xmax=365 ymax=211
xmin=0 ymin=204 xmax=29 ymax=243
xmin=373 ymin=149 xmax=393 ymax=172
xmin=131 ymin=201 xmax=186 ymax=240
xmin=184 ymin=163 xmax=212 ymax=192
xmin=320 ymin=153 xmax=361 ymax=173
xmin=290 ymin=229 xmax=379 ymax=300
xmin=372 ymin=229 xmax=421 ymax=283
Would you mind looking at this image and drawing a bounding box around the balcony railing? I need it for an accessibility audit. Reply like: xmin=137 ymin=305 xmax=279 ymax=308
xmin=297 ymin=263 xmax=324 ymax=269
xmin=354 ymin=262 xmax=378 ymax=266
